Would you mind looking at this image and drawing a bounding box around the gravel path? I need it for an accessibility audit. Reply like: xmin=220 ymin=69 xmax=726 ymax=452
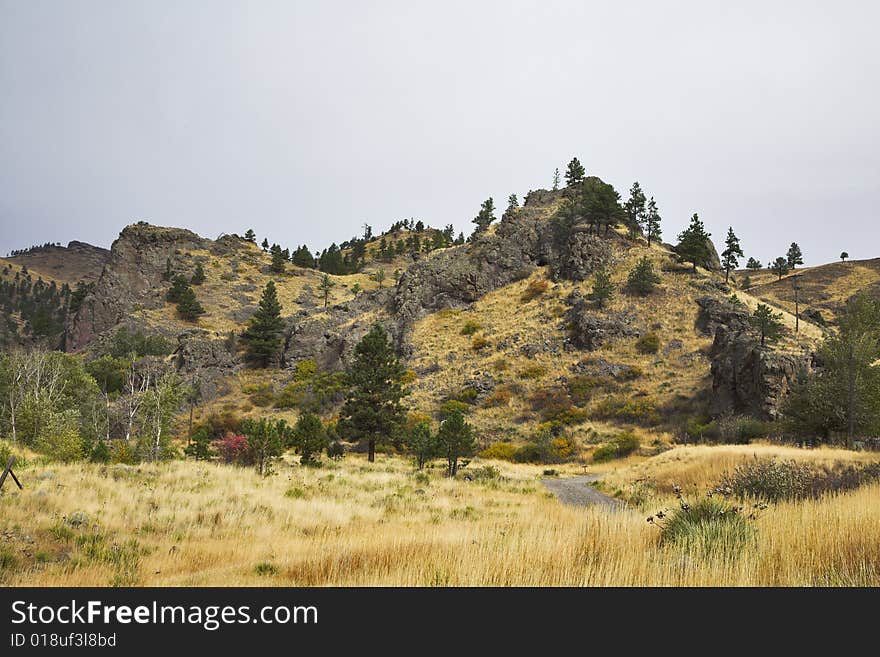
xmin=541 ymin=475 xmax=622 ymax=509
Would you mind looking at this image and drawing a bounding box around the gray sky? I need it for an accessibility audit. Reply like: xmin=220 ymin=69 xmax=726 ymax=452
xmin=2 ymin=1 xmax=878 ymax=267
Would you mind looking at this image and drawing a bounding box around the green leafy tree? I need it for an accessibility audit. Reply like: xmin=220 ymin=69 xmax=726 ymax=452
xmin=406 ymin=420 xmax=437 ymax=470
xmin=625 ymin=257 xmax=661 ymax=296
xmin=675 ymin=213 xmax=712 ymax=272
xmin=291 ymin=412 xmax=329 ymax=465
xmin=184 ymin=426 xmax=214 ymax=460
xmin=746 ymin=257 xmax=763 ymax=270
xmin=750 ymin=303 xmax=784 ymax=346
xmin=720 ymin=227 xmax=744 ymax=283
xmin=191 ymin=262 xmax=206 ymax=285
xmin=241 ymin=417 xmax=290 ymax=475
xmin=176 ymin=286 xmax=206 ymax=322
xmin=589 ymin=269 xmax=615 ymax=307
xmin=565 ymin=157 xmax=585 ymax=186
xmin=840 ymin=251 xmax=849 ymax=262
xmin=319 ymin=274 xmax=335 ymax=307
xmin=338 ymin=325 xmax=408 ymax=462
xmin=472 ymin=197 xmax=496 ymax=234
xmin=244 ymin=229 xmax=256 ymax=243
xmin=436 ymin=410 xmax=476 ymax=476
xmin=786 ymin=242 xmax=804 ymax=269
xmin=644 ymin=196 xmax=662 ymax=246
xmin=624 ymin=181 xmax=646 ymax=234
xmin=770 ymin=257 xmax=789 ymax=280
xmin=372 ymin=269 xmax=386 ymax=288
xmin=241 ymin=281 xmax=284 ymax=368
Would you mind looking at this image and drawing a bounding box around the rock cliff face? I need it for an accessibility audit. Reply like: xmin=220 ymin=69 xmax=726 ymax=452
xmin=565 ymin=290 xmax=642 ymax=350
xmin=66 ymin=224 xmax=208 ymax=350
xmin=696 ymin=296 xmax=811 ymax=420
xmin=393 ymin=182 xmax=613 ymax=346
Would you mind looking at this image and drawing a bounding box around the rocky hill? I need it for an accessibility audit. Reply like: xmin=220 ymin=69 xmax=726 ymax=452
xmin=2 ymin=240 xmax=110 ymax=286
xmin=49 ymin=178 xmax=840 ymax=447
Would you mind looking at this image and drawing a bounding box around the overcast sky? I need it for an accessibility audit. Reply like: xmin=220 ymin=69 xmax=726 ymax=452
xmin=2 ymin=1 xmax=878 ymax=266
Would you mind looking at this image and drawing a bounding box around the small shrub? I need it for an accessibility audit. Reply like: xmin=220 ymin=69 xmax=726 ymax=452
xmin=491 ymin=358 xmax=509 ymax=372
xmin=438 ymin=400 xmax=471 ymax=420
xmin=449 ymin=387 xmax=479 ymax=404
xmin=635 ymin=332 xmax=661 ymax=354
xmin=652 ymin=496 xmax=756 ymax=557
xmin=214 ymin=434 xmax=252 ymax=465
xmin=512 ymin=444 xmax=545 ymax=463
xmin=471 ymin=335 xmax=490 ymax=351
xmin=482 ymin=388 xmax=512 ymax=408
xmin=254 ymin=562 xmax=278 ymax=576
xmin=543 ymin=469 xmax=559 ymax=477
xmin=592 ymin=431 xmax=640 ymax=463
xmin=468 ymin=465 xmax=501 ymax=481
xmin=326 ymin=441 xmax=346 ymax=460
xmin=460 ymin=320 xmax=481 ymax=336
xmin=567 ymin=375 xmax=613 ymax=404
xmin=478 ymin=442 xmax=517 ymax=461
xmin=518 ymin=365 xmax=547 ymax=380
xmin=593 ymin=395 xmax=660 ymax=425
xmin=242 ymin=382 xmax=274 ymax=407
xmin=521 ymin=279 xmax=549 ymax=302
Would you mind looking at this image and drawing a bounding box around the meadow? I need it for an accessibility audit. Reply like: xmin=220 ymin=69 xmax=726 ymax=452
xmin=2 ymin=442 xmax=879 ymax=586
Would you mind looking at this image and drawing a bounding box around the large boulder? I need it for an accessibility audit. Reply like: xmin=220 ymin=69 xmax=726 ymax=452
xmin=565 ymin=291 xmax=641 ymax=351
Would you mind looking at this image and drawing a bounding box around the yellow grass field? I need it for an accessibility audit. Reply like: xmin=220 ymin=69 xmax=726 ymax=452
xmin=2 ymin=443 xmax=879 ymax=586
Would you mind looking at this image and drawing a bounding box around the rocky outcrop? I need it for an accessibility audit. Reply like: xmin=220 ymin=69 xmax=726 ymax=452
xmin=66 ymin=223 xmax=209 ymax=351
xmin=173 ymin=330 xmax=239 ymax=399
xmin=565 ymin=291 xmax=641 ymax=351
xmin=393 ymin=182 xmax=613 ymax=343
xmin=700 ymin=296 xmax=811 ymax=420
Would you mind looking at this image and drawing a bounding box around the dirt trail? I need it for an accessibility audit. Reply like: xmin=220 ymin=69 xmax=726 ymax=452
xmin=541 ymin=475 xmax=622 ymax=509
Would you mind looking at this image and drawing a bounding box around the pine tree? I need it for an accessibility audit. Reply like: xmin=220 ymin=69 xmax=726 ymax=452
xmin=746 ymin=257 xmax=763 ymax=270
xmin=291 ymin=412 xmax=329 ymax=465
xmin=406 ymin=421 xmax=437 ymax=470
xmin=372 ymin=269 xmax=386 ymax=288
xmin=507 ymin=194 xmax=519 ymax=211
xmin=319 ymin=274 xmax=335 ymax=307
xmin=184 ymin=427 xmax=214 ymax=460
xmin=436 ymin=410 xmax=476 ymax=477
xmin=552 ymin=168 xmax=560 ymax=191
xmin=624 ymin=182 xmax=647 ymax=235
xmin=750 ymin=303 xmax=784 ymax=346
xmin=166 ymin=274 xmax=190 ymax=303
xmin=191 ymin=262 xmax=206 ymax=285
xmin=565 ymin=158 xmax=585 ymax=186
xmin=261 ymin=238 xmax=269 ymax=252
xmin=675 ymin=213 xmax=712 ymax=272
xmin=771 ymin=257 xmax=789 ymax=280
xmin=840 ymin=251 xmax=849 ymax=262
xmin=644 ymin=196 xmax=662 ymax=246
xmin=291 ymin=245 xmax=315 ymax=268
xmin=241 ymin=281 xmax=284 ymax=368
xmin=244 ymin=229 xmax=256 ymax=243
xmin=581 ymin=179 xmax=625 ymax=235
xmin=162 ymin=258 xmax=173 ymax=281
xmin=625 ymin=257 xmax=661 ymax=296
xmin=472 ymin=198 xmax=496 ymax=234
xmin=787 ymin=242 xmax=804 ymax=269
xmin=270 ymin=245 xmax=287 ymax=274
xmin=589 ymin=269 xmax=615 ymax=307
xmin=338 ymin=325 xmax=408 ymax=462
xmin=176 ymin=285 xmax=205 ymax=322
xmin=721 ymin=227 xmax=744 ymax=283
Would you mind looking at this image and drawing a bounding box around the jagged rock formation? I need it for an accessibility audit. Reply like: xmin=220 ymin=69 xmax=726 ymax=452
xmin=564 ymin=290 xmax=641 ymax=351
xmin=697 ymin=296 xmax=811 ymax=419
xmin=173 ymin=330 xmax=239 ymax=398
xmin=393 ymin=183 xmax=613 ymax=344
xmin=66 ymin=224 xmax=208 ymax=350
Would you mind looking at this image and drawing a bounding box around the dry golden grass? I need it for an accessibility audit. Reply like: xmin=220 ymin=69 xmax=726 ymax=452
xmin=3 ymin=447 xmax=880 ymax=586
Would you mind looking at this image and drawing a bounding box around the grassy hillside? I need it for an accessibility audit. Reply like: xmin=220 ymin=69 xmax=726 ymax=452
xmin=738 ymin=257 xmax=880 ymax=325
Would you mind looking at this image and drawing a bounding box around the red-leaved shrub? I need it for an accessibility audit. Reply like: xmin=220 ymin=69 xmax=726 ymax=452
xmin=214 ymin=433 xmax=252 ymax=465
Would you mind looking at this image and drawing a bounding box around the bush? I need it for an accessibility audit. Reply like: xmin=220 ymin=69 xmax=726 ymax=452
xmin=243 ymin=382 xmax=274 ymax=407
xmin=460 ymin=320 xmax=481 ymax=336
xmin=478 ymin=442 xmax=517 ymax=461
xmin=712 ymin=459 xmax=880 ymax=502
xmin=567 ymin=375 xmax=614 ymax=404
xmin=625 ymin=256 xmax=661 ymax=296
xmin=593 ymin=395 xmax=660 ymax=425
xmin=482 ymin=388 xmax=512 ymax=408
xmin=438 ymin=400 xmax=471 ymax=420
xmin=512 ymin=444 xmax=545 ymax=463
xmin=449 ymin=387 xmax=479 ymax=404
xmin=491 ymin=358 xmax=509 ymax=372
xmin=468 ymin=465 xmax=501 ymax=481
xmin=194 ymin=411 xmax=242 ymax=439
xmin=471 ymin=335 xmax=490 ymax=351
xmin=655 ymin=497 xmax=756 ymax=556
xmin=635 ymin=332 xmax=661 ymax=354
xmin=520 ymin=279 xmax=549 ymax=302
xmin=518 ymin=365 xmax=547 ymax=380
xmin=35 ymin=410 xmax=84 ymax=462
xmin=326 ymin=441 xmax=346 ymax=460
xmin=592 ymin=431 xmax=640 ymax=463
xmin=214 ymin=434 xmax=252 ymax=465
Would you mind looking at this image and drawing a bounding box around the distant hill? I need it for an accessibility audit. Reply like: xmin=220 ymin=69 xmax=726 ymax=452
xmin=2 ymin=240 xmax=110 ymax=286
